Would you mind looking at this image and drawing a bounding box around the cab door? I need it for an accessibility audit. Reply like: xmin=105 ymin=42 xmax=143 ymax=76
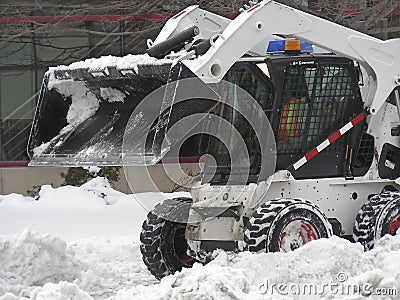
xmin=267 ymin=56 xmax=364 ymax=179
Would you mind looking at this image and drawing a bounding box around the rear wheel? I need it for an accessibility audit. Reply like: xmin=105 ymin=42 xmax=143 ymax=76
xmin=140 ymin=197 xmax=196 ymax=280
xmin=353 ymin=191 xmax=400 ymax=250
xmin=244 ymin=198 xmax=332 ymax=253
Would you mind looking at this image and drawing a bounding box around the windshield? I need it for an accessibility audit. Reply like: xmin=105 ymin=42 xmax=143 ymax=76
xmin=205 ymin=64 xmax=275 ymax=183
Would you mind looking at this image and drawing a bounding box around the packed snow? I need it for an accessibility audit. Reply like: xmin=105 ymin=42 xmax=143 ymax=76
xmin=33 ymin=75 xmax=101 ymax=156
xmin=0 ymin=178 xmax=399 ymax=299
xmin=49 ymin=80 xmax=100 ymax=127
xmin=82 ymin=166 xmax=102 ymax=176
xmin=100 ymin=88 xmax=126 ymax=103
xmin=50 ymin=54 xmax=171 ymax=73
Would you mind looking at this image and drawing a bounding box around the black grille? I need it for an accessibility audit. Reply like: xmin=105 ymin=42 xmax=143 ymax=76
xmin=276 ymin=64 xmax=354 ymax=156
xmin=355 ymin=133 xmax=374 ymax=167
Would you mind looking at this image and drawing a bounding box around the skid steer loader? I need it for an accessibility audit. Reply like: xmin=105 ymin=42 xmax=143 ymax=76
xmin=28 ymin=1 xmax=400 ymax=279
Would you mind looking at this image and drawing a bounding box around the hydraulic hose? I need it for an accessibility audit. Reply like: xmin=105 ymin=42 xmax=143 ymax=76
xmin=147 ymin=26 xmax=200 ymax=59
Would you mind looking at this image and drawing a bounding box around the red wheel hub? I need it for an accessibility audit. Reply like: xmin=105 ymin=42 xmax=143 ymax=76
xmin=279 ymin=220 xmax=318 ymax=252
xmin=388 ymin=214 xmax=400 ymax=235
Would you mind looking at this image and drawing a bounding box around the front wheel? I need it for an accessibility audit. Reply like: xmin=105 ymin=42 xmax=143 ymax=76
xmin=140 ymin=197 xmax=196 ymax=280
xmin=244 ymin=198 xmax=333 ymax=253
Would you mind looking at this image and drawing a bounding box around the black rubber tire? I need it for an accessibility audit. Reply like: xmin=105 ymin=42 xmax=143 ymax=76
xmin=244 ymin=198 xmax=333 ymax=253
xmin=140 ymin=197 xmax=195 ymax=280
xmin=353 ymin=191 xmax=400 ymax=250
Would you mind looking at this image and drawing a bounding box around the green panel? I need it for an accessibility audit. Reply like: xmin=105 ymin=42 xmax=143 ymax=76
xmin=36 ymin=36 xmax=90 ymax=66
xmin=0 ymin=69 xmax=36 ymax=119
xmin=0 ymin=38 xmax=33 ymax=66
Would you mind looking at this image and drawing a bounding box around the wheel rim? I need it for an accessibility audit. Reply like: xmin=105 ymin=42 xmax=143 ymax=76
xmin=388 ymin=214 xmax=400 ymax=235
xmin=173 ymin=223 xmax=196 ymax=267
xmin=278 ymin=219 xmax=318 ymax=252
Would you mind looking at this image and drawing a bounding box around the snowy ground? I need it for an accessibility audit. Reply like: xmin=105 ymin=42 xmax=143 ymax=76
xmin=0 ymin=178 xmax=399 ymax=299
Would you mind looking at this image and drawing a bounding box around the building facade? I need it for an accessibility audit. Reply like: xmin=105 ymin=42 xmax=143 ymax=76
xmin=0 ymin=0 xmax=398 ymax=193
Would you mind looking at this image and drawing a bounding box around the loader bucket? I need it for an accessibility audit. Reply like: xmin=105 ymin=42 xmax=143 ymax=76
xmin=28 ymin=62 xmax=174 ymax=166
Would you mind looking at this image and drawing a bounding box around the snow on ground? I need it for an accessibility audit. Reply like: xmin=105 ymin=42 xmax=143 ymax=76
xmin=0 ymin=178 xmax=400 ymax=299
xmin=0 ymin=177 xmax=186 ymax=241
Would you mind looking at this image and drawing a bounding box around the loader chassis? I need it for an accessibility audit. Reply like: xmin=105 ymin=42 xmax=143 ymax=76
xmin=139 ymin=53 xmax=400 ymax=277
xmin=183 ymin=54 xmax=388 ymax=249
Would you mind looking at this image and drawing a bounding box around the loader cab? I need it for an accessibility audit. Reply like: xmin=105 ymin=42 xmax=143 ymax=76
xmin=204 ymin=53 xmax=366 ymax=184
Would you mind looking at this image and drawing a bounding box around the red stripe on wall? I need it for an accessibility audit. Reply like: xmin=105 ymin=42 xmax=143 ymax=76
xmin=0 ymin=161 xmax=29 ymax=168
xmin=0 ymin=12 xmax=237 ymax=24
xmin=160 ymin=156 xmax=200 ymax=164
xmin=0 ymin=158 xmax=200 ymax=168
xmin=0 ymin=14 xmax=171 ymax=24
xmin=344 ymin=8 xmax=400 ymax=17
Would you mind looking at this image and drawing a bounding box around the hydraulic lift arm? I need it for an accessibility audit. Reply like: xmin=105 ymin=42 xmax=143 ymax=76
xmin=150 ymin=6 xmax=231 ymax=49
xmin=183 ymin=0 xmax=400 ymax=115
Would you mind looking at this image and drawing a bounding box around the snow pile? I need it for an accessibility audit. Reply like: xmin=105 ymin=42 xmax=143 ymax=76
xmin=119 ymin=236 xmax=391 ymax=300
xmin=0 ymin=229 xmax=86 ymax=297
xmin=37 ymin=177 xmax=128 ymax=209
xmin=0 ymin=177 xmax=121 ymax=210
xmin=2 ymin=231 xmax=399 ymax=299
xmin=80 ymin=176 xmax=125 ymax=203
xmin=30 ymin=282 xmax=92 ymax=300
xmin=0 ymin=233 xmax=156 ymax=300
xmin=0 ymin=177 xmax=188 ymax=240
xmin=0 ymin=193 xmax=35 ymax=207
xmin=68 ymin=237 xmax=156 ymax=297
xmin=82 ymin=166 xmax=101 ymax=175
xmin=37 ymin=185 xmax=107 ymax=209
